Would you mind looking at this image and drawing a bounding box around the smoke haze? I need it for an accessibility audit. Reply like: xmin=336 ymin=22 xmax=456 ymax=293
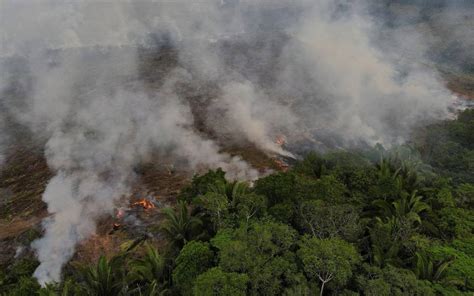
xmin=0 ymin=0 xmax=462 ymax=284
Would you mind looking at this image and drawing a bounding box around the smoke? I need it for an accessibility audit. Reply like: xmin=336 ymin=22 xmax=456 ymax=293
xmin=1 ymin=0 xmax=260 ymax=284
xmin=0 ymin=0 xmax=458 ymax=284
xmin=276 ymin=0 xmax=451 ymax=146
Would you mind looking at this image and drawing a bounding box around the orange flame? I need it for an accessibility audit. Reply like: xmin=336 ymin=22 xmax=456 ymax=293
xmin=132 ymin=199 xmax=155 ymax=210
xmin=275 ymin=135 xmax=286 ymax=146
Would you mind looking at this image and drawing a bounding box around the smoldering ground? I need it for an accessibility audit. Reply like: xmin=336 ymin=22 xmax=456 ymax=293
xmin=0 ymin=0 xmax=463 ymax=284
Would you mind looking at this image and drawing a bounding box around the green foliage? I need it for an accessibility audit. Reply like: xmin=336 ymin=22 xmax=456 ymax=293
xmin=4 ymin=118 xmax=473 ymax=295
xmin=296 ymin=200 xmax=361 ymax=241
xmin=456 ymin=183 xmax=474 ymax=208
xmin=254 ymin=172 xmax=297 ymax=207
xmin=79 ymin=254 xmax=128 ymax=296
xmin=193 ymin=267 xmax=248 ymax=296
xmin=297 ymin=236 xmax=360 ymax=295
xmin=372 ymin=190 xmax=430 ymax=226
xmin=357 ymin=264 xmax=436 ymax=296
xmin=195 ymin=192 xmax=229 ymax=230
xmin=234 ymin=193 xmax=267 ymax=224
xmin=417 ymin=109 xmax=474 ymax=184
xmin=414 ymin=250 xmax=454 ymax=282
xmin=160 ymin=201 xmax=203 ymax=250
xmin=128 ymin=243 xmax=168 ymax=294
xmin=208 ymin=180 xmax=250 ymax=203
xmin=172 ymin=241 xmax=214 ymax=296
xmin=217 ymin=221 xmax=301 ymax=295
xmin=0 ymin=257 xmax=39 ymax=294
xmin=268 ymin=202 xmax=294 ymax=223
xmin=194 ymin=180 xmax=267 ymax=231
xmin=4 ymin=276 xmax=41 ymax=296
xmin=293 ymin=152 xmax=327 ymax=178
xmin=437 ymin=207 xmax=474 ymax=239
xmin=428 ymin=244 xmax=474 ymax=290
xmin=369 ymin=219 xmax=404 ymax=267
xmin=179 ymin=169 xmax=226 ymax=203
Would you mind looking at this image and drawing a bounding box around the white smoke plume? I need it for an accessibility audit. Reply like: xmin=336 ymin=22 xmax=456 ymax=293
xmin=276 ymin=0 xmax=451 ymax=146
xmin=0 ymin=0 xmax=457 ymax=284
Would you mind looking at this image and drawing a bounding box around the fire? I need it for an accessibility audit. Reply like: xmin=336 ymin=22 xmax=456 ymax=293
xmin=132 ymin=198 xmax=155 ymax=210
xmin=275 ymin=135 xmax=286 ymax=146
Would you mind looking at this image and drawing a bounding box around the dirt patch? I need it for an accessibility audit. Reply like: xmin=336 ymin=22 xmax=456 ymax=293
xmin=0 ymin=143 xmax=51 ymax=221
xmin=0 ymin=215 xmax=46 ymax=241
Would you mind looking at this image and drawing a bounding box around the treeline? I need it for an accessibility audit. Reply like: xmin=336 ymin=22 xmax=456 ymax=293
xmin=1 ymin=109 xmax=473 ymax=295
xmin=415 ymin=108 xmax=474 ymax=184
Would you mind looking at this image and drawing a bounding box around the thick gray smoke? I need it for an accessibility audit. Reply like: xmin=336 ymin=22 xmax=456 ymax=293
xmin=0 ymin=0 xmax=458 ymax=284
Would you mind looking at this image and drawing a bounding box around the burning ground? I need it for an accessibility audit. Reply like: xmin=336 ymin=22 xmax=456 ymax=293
xmin=0 ymin=67 xmax=288 ymax=270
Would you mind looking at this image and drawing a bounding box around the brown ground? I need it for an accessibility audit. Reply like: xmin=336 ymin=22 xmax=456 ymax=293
xmin=447 ymin=77 xmax=474 ymax=99
xmin=0 ymin=132 xmax=280 ymax=268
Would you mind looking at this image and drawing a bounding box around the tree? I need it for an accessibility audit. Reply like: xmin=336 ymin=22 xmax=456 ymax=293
xmin=195 ymin=192 xmax=229 ymax=230
xmin=128 ymin=243 xmax=168 ymax=295
xmin=217 ymin=221 xmax=300 ymax=295
xmin=372 ymin=190 xmax=430 ymax=226
xmin=455 ymin=183 xmax=474 ymax=208
xmin=235 ymin=193 xmax=266 ymax=225
xmin=297 ymin=236 xmax=360 ymax=296
xmin=193 ymin=267 xmax=249 ymax=296
xmin=79 ymin=254 xmax=128 ymax=296
xmin=356 ymin=264 xmax=436 ymax=296
xmin=208 ymin=180 xmax=250 ymax=206
xmin=428 ymin=244 xmax=474 ymax=290
xmin=310 ymin=175 xmax=347 ymax=203
xmin=369 ymin=218 xmax=403 ymax=267
xmin=160 ymin=201 xmax=202 ymax=250
xmin=414 ymin=251 xmax=454 ymax=282
xmin=5 ymin=276 xmax=41 ymax=296
xmin=254 ymin=172 xmax=297 ymax=206
xmin=437 ymin=207 xmax=474 ymax=239
xmin=179 ymin=169 xmax=226 ymax=203
xmin=172 ymin=241 xmax=214 ymax=296
xmin=195 ymin=181 xmax=264 ymax=229
xmin=296 ymin=200 xmax=361 ymax=241
xmin=294 ymin=152 xmax=327 ymax=178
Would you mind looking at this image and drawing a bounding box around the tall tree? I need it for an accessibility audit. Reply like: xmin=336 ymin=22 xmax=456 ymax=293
xmin=193 ymin=267 xmax=249 ymax=296
xmin=160 ymin=201 xmax=202 ymax=250
xmin=128 ymin=243 xmax=168 ymax=295
xmin=298 ymin=237 xmax=360 ymax=296
xmin=172 ymin=241 xmax=214 ymax=296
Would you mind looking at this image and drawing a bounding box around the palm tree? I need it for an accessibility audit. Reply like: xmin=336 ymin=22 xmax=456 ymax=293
xmin=160 ymin=201 xmax=202 ymax=250
xmin=376 ymin=150 xmax=427 ymax=194
xmin=397 ymin=160 xmax=422 ymax=193
xmin=373 ymin=190 xmax=430 ymax=225
xmin=208 ymin=180 xmax=249 ymax=207
xmin=372 ymin=240 xmax=401 ymax=268
xmin=376 ymin=156 xmax=401 ymax=181
xmin=128 ymin=243 xmax=168 ymax=295
xmin=370 ymin=217 xmax=403 ymax=267
xmin=80 ymin=255 xmax=128 ymax=296
xmin=414 ymin=251 xmax=454 ymax=282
